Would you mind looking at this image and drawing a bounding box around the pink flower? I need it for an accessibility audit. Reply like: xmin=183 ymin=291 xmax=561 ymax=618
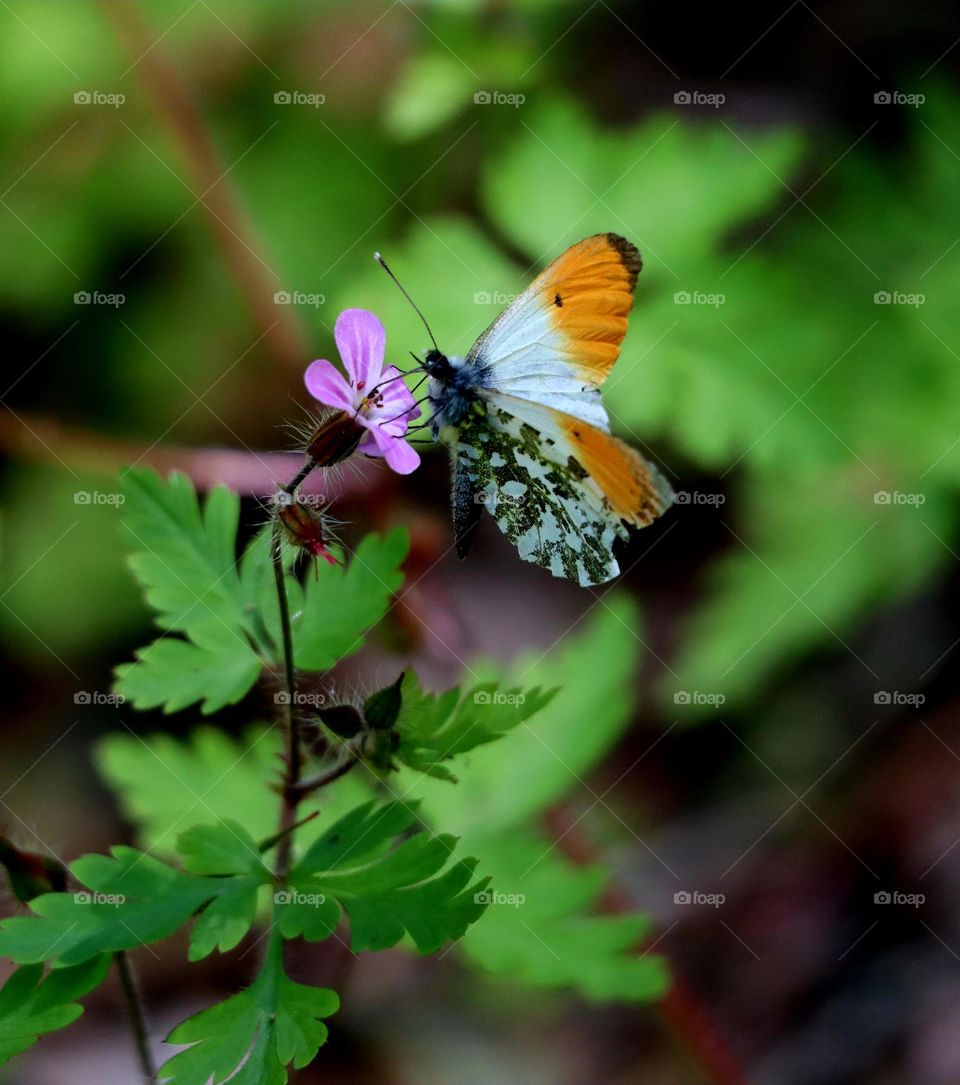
xmin=304 ymin=309 xmax=421 ymax=475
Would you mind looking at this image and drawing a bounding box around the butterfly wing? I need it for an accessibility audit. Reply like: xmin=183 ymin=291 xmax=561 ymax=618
xmin=467 ymin=233 xmax=641 ymax=431
xmin=454 ymin=391 xmax=672 ymax=587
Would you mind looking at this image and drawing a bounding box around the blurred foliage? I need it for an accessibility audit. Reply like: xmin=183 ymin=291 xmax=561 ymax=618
xmin=97 ymin=600 xmax=666 ymax=1003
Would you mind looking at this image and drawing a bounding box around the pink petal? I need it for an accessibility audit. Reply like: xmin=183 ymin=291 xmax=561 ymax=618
xmin=383 ymin=435 xmax=421 ymax=474
xmin=357 ymin=429 xmax=384 ymax=457
xmin=361 ymin=424 xmax=421 ymax=474
xmin=304 ymin=359 xmax=355 ymax=411
xmin=334 ymin=309 xmax=385 ymax=393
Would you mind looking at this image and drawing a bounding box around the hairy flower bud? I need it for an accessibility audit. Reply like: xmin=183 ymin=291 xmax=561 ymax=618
xmin=363 ymin=672 xmax=404 ymax=731
xmin=277 ymin=499 xmax=340 ymax=566
xmin=318 ymin=703 xmax=365 ymax=739
xmin=306 ymin=410 xmax=365 ymax=467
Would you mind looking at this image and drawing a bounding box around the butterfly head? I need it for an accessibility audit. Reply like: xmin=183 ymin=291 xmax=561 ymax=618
xmin=423 ymin=348 xmax=454 ymax=379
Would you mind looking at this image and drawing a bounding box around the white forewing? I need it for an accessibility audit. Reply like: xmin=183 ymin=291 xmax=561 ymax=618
xmin=468 ymin=286 xmax=611 ymax=432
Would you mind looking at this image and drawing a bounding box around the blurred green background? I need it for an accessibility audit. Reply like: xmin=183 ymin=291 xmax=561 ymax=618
xmin=3 ymin=1 xmax=960 ymax=1082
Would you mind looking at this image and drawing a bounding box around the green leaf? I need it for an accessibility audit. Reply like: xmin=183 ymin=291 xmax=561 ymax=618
xmin=94 ymin=727 xmax=370 ymax=861
xmin=292 ymin=528 xmax=408 ymax=669
xmin=160 ymin=935 xmax=338 ymax=1085
xmin=461 ymin=832 xmax=668 ymax=1002
xmin=114 ymin=635 xmax=262 ymax=715
xmin=0 ymin=832 xmax=270 ymax=966
xmin=116 ymin=470 xmax=264 ymax=714
xmin=96 ymin=726 xmax=286 ymax=857
xmin=383 ymin=53 xmax=474 ymax=140
xmin=395 ymin=674 xmax=557 ymax=780
xmin=401 ymin=599 xmax=641 ymax=833
xmin=177 ymin=819 xmax=263 ymax=875
xmin=0 ymin=956 xmax=111 ymax=1064
xmin=285 ymin=801 xmax=489 ymax=953
xmin=121 ymin=468 xmax=250 ymax=641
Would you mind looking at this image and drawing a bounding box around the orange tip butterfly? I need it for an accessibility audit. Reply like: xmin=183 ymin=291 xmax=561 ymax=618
xmin=376 ymin=233 xmax=673 ymax=587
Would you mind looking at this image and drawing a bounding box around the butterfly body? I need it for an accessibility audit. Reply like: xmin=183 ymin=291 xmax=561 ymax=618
xmin=421 ymin=233 xmax=672 ymax=587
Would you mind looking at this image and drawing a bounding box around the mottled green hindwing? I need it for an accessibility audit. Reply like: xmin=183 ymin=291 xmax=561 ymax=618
xmin=454 ymin=401 xmax=625 ymax=586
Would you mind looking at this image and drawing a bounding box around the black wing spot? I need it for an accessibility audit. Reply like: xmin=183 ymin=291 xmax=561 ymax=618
xmin=554 ymin=292 xmax=563 ymax=307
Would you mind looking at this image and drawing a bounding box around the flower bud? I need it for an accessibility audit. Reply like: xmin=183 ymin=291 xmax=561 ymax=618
xmin=277 ymin=500 xmax=339 ymax=566
xmin=306 ymin=410 xmax=364 ymax=467
xmin=363 ymin=672 xmax=404 ymax=731
xmin=318 ymin=703 xmax=364 ymax=739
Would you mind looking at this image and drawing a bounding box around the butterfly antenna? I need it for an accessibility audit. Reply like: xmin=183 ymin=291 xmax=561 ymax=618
xmin=374 ymin=252 xmax=440 ymax=353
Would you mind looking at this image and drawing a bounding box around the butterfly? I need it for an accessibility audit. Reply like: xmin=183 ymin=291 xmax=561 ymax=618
xmin=383 ymin=233 xmax=673 ymax=587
